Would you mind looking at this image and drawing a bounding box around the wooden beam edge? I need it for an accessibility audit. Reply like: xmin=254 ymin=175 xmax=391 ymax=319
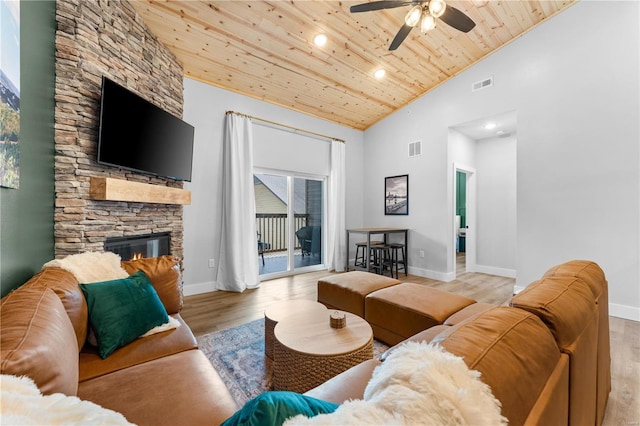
xmin=89 ymin=177 xmax=191 ymax=205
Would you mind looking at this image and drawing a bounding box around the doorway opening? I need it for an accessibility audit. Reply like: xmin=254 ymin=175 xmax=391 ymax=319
xmin=456 ymin=170 xmax=468 ymax=275
xmin=448 ymin=110 xmax=517 ymax=279
xmin=452 ymin=164 xmax=476 ymax=277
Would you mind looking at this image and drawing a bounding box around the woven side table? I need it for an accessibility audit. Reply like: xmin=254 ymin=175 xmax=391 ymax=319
xmin=272 ymin=310 xmax=373 ymax=393
xmin=264 ymin=300 xmax=327 ymax=360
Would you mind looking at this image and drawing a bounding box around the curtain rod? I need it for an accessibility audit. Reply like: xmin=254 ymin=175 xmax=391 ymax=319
xmin=226 ymin=110 xmax=345 ymax=143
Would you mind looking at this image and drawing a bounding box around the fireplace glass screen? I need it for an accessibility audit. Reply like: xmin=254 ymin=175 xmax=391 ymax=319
xmin=104 ymin=233 xmax=170 ymax=260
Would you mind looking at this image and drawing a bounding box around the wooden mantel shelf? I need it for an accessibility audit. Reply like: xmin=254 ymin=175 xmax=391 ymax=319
xmin=89 ymin=177 xmax=191 ymax=205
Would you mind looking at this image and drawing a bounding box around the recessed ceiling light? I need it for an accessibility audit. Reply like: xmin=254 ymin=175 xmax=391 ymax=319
xmin=374 ymin=68 xmax=386 ymax=79
xmin=313 ymin=34 xmax=327 ymax=47
xmin=484 ymin=122 xmax=497 ymax=130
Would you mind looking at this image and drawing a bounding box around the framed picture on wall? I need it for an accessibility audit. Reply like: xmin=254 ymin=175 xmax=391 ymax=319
xmin=385 ymin=174 xmax=408 ymax=215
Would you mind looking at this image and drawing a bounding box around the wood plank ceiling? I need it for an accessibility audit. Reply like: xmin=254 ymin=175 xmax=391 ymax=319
xmin=131 ymin=1 xmax=576 ymax=130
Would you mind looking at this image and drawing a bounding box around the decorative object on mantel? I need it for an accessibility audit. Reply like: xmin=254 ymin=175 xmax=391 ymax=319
xmin=89 ymin=177 xmax=191 ymax=205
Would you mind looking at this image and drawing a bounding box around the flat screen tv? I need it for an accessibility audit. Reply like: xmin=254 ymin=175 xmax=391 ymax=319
xmin=97 ymin=76 xmax=194 ymax=181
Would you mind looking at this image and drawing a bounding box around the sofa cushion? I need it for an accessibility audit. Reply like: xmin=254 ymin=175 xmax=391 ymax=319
xmin=80 ymin=271 xmax=169 ymax=359
xmin=432 ymin=306 xmax=564 ymax=426
xmin=543 ymin=260 xmax=607 ymax=300
xmin=304 ymin=358 xmax=382 ymax=404
xmin=78 ymin=314 xmax=197 ymax=382
xmin=121 ymin=255 xmax=183 ymax=314
xmin=77 ymin=350 xmax=239 ymax=426
xmin=1 ymin=287 xmax=79 ymax=396
xmin=365 ymin=283 xmax=476 ymax=345
xmin=317 ymin=272 xmax=400 ymax=317
xmin=510 ymin=276 xmax=599 ymax=426
xmin=0 ymin=374 xmax=132 ymax=425
xmin=22 ymin=267 xmax=88 ymax=349
xmin=510 ymin=276 xmax=596 ymax=348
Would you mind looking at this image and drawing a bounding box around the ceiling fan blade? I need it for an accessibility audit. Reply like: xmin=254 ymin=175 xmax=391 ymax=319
xmin=389 ymin=24 xmax=413 ymax=51
xmin=350 ymin=1 xmax=412 ymax=13
xmin=439 ymin=5 xmax=476 ymax=33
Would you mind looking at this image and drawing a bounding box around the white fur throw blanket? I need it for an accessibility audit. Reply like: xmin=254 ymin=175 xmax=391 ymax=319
xmin=43 ymin=251 xmax=129 ymax=283
xmin=0 ymin=375 xmax=134 ymax=425
xmin=286 ymin=342 xmax=508 ymax=425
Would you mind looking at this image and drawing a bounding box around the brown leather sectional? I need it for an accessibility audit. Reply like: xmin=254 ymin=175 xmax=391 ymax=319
xmin=0 ymin=258 xmax=239 ymax=425
xmin=312 ymin=260 xmax=610 ymax=426
xmin=1 ymin=258 xmax=610 ymax=425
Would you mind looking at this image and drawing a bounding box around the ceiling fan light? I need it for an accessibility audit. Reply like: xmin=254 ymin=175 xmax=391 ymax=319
xmin=374 ymin=68 xmax=386 ymax=79
xmin=421 ymin=14 xmax=436 ymax=33
xmin=428 ymin=0 xmax=447 ymax=18
xmin=405 ymin=5 xmax=422 ymax=27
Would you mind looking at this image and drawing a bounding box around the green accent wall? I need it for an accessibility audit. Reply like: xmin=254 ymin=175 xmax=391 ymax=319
xmin=0 ymin=1 xmax=56 ymax=296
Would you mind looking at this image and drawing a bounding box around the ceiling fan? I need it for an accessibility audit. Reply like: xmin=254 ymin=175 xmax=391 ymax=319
xmin=350 ymin=0 xmax=476 ymax=51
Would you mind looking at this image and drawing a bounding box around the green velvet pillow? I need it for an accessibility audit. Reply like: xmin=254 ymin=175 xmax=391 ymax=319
xmin=80 ymin=270 xmax=169 ymax=359
xmin=221 ymin=391 xmax=339 ymax=426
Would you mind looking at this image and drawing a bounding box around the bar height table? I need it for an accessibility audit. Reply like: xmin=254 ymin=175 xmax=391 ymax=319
xmin=345 ymin=228 xmax=408 ymax=273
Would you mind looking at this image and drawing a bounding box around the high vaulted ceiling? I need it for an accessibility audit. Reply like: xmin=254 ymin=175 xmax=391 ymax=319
xmin=131 ymin=1 xmax=576 ymax=130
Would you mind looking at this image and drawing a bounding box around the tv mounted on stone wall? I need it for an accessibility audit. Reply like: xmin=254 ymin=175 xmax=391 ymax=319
xmin=97 ymin=76 xmax=195 ymax=182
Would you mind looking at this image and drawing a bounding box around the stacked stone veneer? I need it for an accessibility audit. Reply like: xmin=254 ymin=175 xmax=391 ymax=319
xmin=54 ymin=0 xmax=186 ymax=259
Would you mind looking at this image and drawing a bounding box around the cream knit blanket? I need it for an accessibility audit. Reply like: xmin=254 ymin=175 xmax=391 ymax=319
xmin=43 ymin=251 xmax=128 ymax=283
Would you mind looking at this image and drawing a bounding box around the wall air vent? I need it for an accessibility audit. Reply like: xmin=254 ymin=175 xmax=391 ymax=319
xmin=408 ymin=140 xmax=422 ymax=158
xmin=472 ymin=77 xmax=493 ymax=92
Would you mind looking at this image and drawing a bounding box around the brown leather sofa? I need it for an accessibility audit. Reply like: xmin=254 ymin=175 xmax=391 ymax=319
xmin=309 ymin=260 xmax=610 ymax=426
xmin=1 ymin=257 xmax=238 ymax=425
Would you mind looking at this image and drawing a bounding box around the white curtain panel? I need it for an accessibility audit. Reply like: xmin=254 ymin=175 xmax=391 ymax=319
xmin=217 ymin=113 xmax=260 ymax=292
xmin=326 ymin=140 xmax=346 ymax=271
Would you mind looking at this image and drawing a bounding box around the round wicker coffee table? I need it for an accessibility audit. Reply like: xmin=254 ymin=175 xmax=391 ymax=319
xmin=264 ymin=299 xmax=327 ymax=360
xmin=272 ymin=309 xmax=373 ymax=393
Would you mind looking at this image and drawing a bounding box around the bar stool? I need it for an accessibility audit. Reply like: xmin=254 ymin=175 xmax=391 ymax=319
xmin=370 ymin=244 xmax=393 ymax=277
xmin=388 ymin=243 xmax=407 ymax=278
xmin=354 ymin=241 xmax=383 ymax=268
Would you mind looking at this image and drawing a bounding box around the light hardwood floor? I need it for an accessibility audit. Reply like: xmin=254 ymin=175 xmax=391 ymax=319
xmin=182 ymin=269 xmax=639 ymax=425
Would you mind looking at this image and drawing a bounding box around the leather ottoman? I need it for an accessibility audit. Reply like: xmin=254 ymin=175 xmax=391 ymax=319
xmin=317 ymin=271 xmax=401 ymax=317
xmin=365 ymin=283 xmax=476 ymax=345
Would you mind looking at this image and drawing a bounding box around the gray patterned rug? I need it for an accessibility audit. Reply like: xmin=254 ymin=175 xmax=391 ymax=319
xmin=197 ymin=317 xmax=389 ymax=406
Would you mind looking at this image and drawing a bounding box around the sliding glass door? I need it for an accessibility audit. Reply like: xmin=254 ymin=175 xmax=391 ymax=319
xmin=254 ymin=171 xmax=325 ymax=277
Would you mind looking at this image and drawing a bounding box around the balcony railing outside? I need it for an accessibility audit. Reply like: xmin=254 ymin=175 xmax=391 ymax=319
xmin=256 ymin=213 xmax=308 ymax=252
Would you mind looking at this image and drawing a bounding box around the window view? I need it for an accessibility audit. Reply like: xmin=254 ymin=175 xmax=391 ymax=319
xmin=254 ymin=172 xmax=324 ymax=276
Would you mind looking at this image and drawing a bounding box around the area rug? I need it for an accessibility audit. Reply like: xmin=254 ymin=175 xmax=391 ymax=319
xmin=197 ymin=318 xmax=389 ymax=407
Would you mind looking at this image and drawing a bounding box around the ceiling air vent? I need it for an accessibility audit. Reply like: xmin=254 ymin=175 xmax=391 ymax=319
xmin=408 ymin=140 xmax=422 ymax=158
xmin=472 ymin=77 xmax=493 ymax=92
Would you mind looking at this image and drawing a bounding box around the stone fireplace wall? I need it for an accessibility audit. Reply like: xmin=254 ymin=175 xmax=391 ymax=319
xmin=54 ymin=0 xmax=185 ymax=260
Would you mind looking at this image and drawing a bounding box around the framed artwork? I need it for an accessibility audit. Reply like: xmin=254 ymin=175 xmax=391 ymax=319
xmin=385 ymin=174 xmax=408 ymax=215
xmin=0 ymin=0 xmax=21 ymax=189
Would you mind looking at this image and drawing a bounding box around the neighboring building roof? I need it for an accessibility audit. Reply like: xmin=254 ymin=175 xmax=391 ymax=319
xmin=254 ymin=174 xmax=306 ymax=214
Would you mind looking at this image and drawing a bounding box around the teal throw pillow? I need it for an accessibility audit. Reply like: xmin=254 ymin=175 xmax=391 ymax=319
xmin=221 ymin=391 xmax=339 ymax=426
xmin=80 ymin=270 xmax=169 ymax=359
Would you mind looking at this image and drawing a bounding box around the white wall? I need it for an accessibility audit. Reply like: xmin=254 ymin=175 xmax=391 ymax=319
xmin=476 ymin=135 xmax=517 ymax=275
xmin=362 ymin=1 xmax=639 ymax=320
xmin=182 ymin=80 xmax=364 ymax=295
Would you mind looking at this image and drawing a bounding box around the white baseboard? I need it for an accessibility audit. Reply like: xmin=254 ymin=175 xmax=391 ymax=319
xmin=609 ymin=303 xmax=640 ymax=322
xmin=183 ymin=280 xmax=217 ymax=296
xmin=408 ymin=266 xmax=455 ymax=282
xmin=474 ymin=265 xmax=517 ymax=278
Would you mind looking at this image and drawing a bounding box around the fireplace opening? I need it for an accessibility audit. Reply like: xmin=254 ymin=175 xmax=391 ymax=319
xmin=104 ymin=232 xmax=170 ymax=260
